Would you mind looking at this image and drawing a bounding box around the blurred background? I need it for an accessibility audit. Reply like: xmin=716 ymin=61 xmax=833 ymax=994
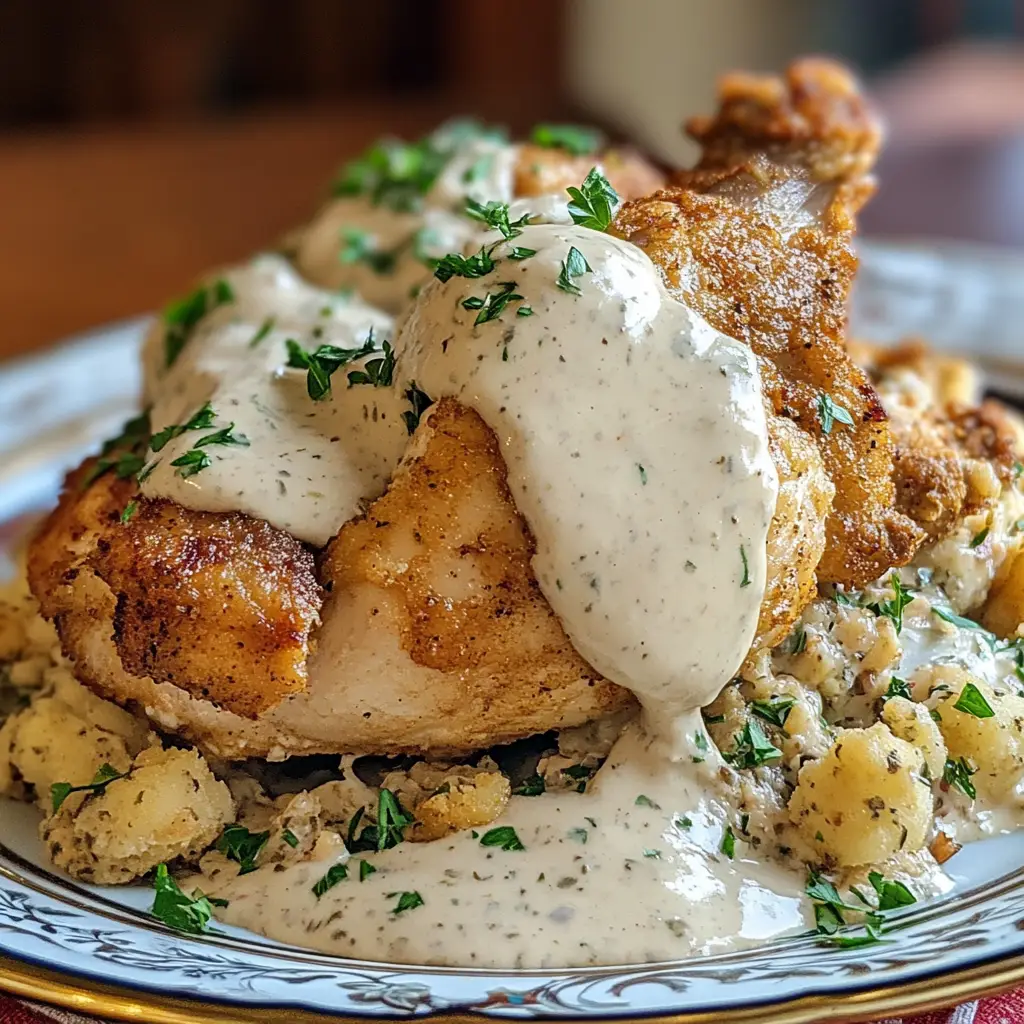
xmin=1 ymin=0 xmax=1024 ymax=359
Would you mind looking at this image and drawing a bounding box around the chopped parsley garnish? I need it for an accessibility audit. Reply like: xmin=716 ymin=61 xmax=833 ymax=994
xmin=434 ymin=245 xmax=498 ymax=282
xmin=516 ymin=305 xmax=534 ymax=316
xmin=514 ymin=774 xmax=545 ymax=796
xmin=567 ymin=827 xmax=588 ymax=844
xmin=932 ymin=607 xmax=997 ymax=648
xmin=787 ymin=627 xmax=807 ymax=655
xmin=566 ymin=167 xmax=619 ymax=232
xmin=164 ymin=279 xmax=235 ymax=367
xmin=674 ymin=815 xmax=693 ymax=830
xmin=530 ymin=123 xmax=602 ymax=156
xmin=816 ymin=392 xmax=855 ymax=434
xmin=637 ymin=464 xmax=648 ymax=486
xmin=331 ymin=136 xmax=450 ymax=212
xmin=562 ymin=763 xmax=597 ymax=793
xmin=953 ymin=682 xmax=996 ymax=719
xmin=82 ymin=411 xmax=152 ymax=489
xmin=722 ymin=720 xmax=783 ymax=770
xmin=338 ymin=227 xmax=397 ymax=275
xmin=462 ymin=280 xmax=524 ymax=325
xmin=556 ymin=246 xmax=591 ymax=296
xmin=149 ymin=404 xmax=217 ymax=452
xmin=720 ymin=826 xmax=736 ymax=859
xmin=389 ymin=890 xmax=424 ymax=914
xmin=311 ymin=863 xmax=349 ymax=898
xmin=51 ymin=763 xmax=128 ymax=813
xmin=943 ymin=756 xmax=978 ymax=799
xmin=358 ymin=859 xmax=376 ymax=881
xmin=249 ymin=316 xmax=276 ymax=348
xmin=970 ymin=526 xmax=990 ymax=548
xmin=166 ymin=417 xmax=249 ymax=479
xmin=739 ymin=545 xmax=751 ymax=587
xmin=869 ymin=871 xmax=917 ymax=911
xmin=867 ymin=572 xmax=914 ymax=634
xmin=643 ymin=848 xmax=661 ymax=859
xmin=169 ymin=449 xmax=211 ymax=478
xmin=151 ymin=863 xmax=222 ymax=934
xmin=634 ymin=794 xmax=660 ymax=809
xmin=402 ymin=383 xmax=434 ymax=435
xmin=346 ymin=788 xmax=413 ymax=853
xmin=833 ymin=587 xmax=859 ymax=607
xmin=884 ymin=677 xmax=913 ymax=701
xmin=216 ymin=824 xmax=269 ymax=875
xmin=286 ymin=335 xmax=377 ymax=401
xmin=120 ymin=500 xmax=138 ymax=525
xmin=750 ymin=695 xmax=796 ymax=728
xmin=347 ymin=339 xmax=396 ymax=387
xmin=694 ymin=731 xmax=709 ymax=753
xmin=465 ymin=198 xmax=531 ymax=240
xmin=281 ymin=829 xmax=299 ymax=848
xmin=508 ymin=247 xmax=536 ymax=261
xmin=479 ymin=826 xmax=525 ymax=851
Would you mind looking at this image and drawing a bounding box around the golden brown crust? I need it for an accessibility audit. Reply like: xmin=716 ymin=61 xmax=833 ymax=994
xmin=27 ymin=463 xmax=321 ymax=719
xmin=91 ymin=499 xmax=320 ymax=717
xmin=514 ymin=144 xmax=664 ymax=201
xmin=854 ymin=339 xmax=1019 ymax=543
xmin=613 ymin=58 xmax=923 ymax=587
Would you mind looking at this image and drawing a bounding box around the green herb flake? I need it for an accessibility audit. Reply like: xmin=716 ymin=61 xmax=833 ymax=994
xmin=513 ymin=774 xmax=545 ymax=796
xmin=565 ymin=167 xmax=619 ymax=232
xmin=567 ymin=827 xmax=588 ymax=844
xmin=479 ymin=826 xmax=526 ymax=851
xmin=868 ymin=871 xmax=917 ymax=911
xmin=516 ymin=305 xmax=534 ymax=317
xmin=867 ymin=572 xmax=915 ymax=635
xmin=389 ymin=890 xmax=424 ymax=914
xmin=637 ymin=464 xmax=647 ymax=486
xmin=530 ymin=123 xmax=602 ymax=156
xmin=885 ymin=677 xmax=913 ymax=701
xmin=164 ymin=279 xmax=235 ymax=367
xmin=722 ymin=719 xmax=783 ymax=770
xmin=216 ymin=824 xmax=270 ymax=875
xmin=464 ymin=198 xmax=531 ymax=240
xmin=286 ymin=334 xmax=378 ymax=401
xmin=943 ymin=756 xmax=978 ymax=799
xmin=151 ymin=863 xmax=218 ymax=934
xmin=249 ymin=316 xmax=276 ymax=348
xmin=434 ymin=245 xmax=498 ymax=283
xmin=312 ymin=863 xmax=349 ymax=898
xmin=952 ymin=681 xmax=996 ymax=719
xmin=120 ymin=500 xmax=138 ymax=525
xmin=556 ymin=246 xmax=591 ymax=296
xmin=642 ymin=848 xmax=661 ymax=859
xmin=970 ymin=526 xmax=990 ymax=548
xmin=739 ymin=545 xmax=751 ymax=587
xmin=461 ymin=280 xmax=524 ymax=325
xmin=674 ymin=815 xmax=693 ymax=830
xmin=816 ymin=392 xmax=855 ymax=434
xmin=720 ymin=826 xmax=736 ymax=859
xmin=50 ymin=763 xmax=128 ymax=813
xmin=358 ymin=859 xmax=376 ymax=882
xmin=402 ymin=382 xmax=434 ymax=435
xmin=634 ymin=794 xmax=661 ymax=809
xmin=750 ymin=695 xmax=796 ymax=728
xmin=281 ymin=829 xmax=299 ymax=849
xmin=347 ymin=340 xmax=397 ymax=388
xmin=932 ymin=607 xmax=997 ymax=649
xmin=150 ymin=403 xmax=216 ymax=452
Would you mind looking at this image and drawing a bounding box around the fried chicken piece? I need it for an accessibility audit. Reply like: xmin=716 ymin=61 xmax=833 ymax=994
xmin=27 ymin=401 xmax=635 ymax=758
xmin=28 ymin=465 xmax=321 ymax=719
xmin=613 ymin=58 xmax=924 ymax=587
xmin=854 ymin=339 xmax=1019 ymax=542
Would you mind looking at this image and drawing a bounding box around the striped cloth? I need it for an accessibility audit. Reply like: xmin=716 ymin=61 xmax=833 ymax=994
xmin=3 ymin=990 xmax=1024 ymax=1023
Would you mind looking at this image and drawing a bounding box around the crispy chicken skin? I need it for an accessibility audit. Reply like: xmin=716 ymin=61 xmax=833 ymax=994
xmin=29 ymin=466 xmax=321 ymax=718
xmin=851 ymin=339 xmax=1020 ymax=542
xmin=613 ymin=58 xmax=924 ymax=587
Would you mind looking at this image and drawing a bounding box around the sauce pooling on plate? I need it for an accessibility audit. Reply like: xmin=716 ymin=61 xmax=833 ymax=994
xmin=139 ymin=201 xmax=832 ymax=967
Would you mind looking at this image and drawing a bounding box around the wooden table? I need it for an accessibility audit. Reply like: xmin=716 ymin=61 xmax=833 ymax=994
xmin=0 ymin=99 xmax=547 ymax=362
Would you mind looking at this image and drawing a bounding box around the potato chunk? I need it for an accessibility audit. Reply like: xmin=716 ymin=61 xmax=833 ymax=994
xmin=789 ymin=724 xmax=932 ymax=867
xmin=935 ymin=678 xmax=1024 ymax=801
xmin=409 ymin=771 xmax=510 ymax=842
xmin=882 ymin=697 xmax=947 ymax=779
xmin=42 ymin=747 xmax=234 ymax=884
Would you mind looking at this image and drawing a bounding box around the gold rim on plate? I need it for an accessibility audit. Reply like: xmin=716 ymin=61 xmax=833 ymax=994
xmin=3 ymin=951 xmax=1024 ymax=1024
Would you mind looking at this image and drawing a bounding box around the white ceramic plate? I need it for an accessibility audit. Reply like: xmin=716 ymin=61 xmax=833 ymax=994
xmin=2 ymin=240 xmax=1024 ymax=1023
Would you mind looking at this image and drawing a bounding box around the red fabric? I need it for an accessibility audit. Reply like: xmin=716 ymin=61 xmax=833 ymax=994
xmin=1 ymin=989 xmax=1023 ymax=1022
